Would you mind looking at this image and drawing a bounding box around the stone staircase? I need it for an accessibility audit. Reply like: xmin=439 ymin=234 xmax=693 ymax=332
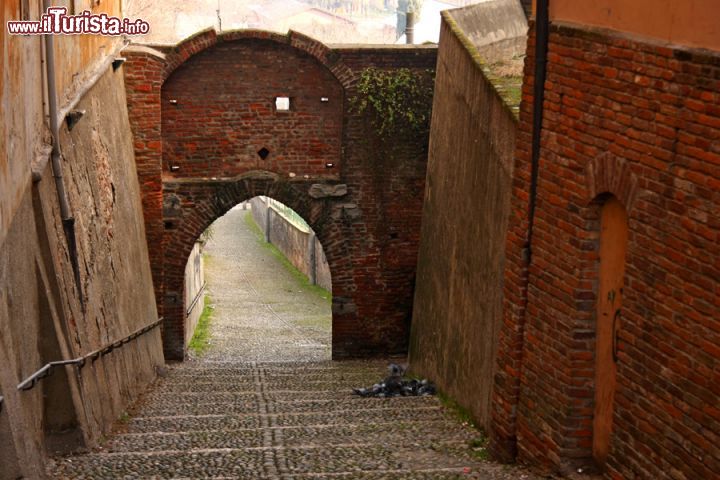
xmin=47 ymin=360 xmax=537 ymax=479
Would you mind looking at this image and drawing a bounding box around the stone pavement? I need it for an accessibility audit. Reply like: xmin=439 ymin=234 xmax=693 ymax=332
xmin=191 ymin=204 xmax=332 ymax=364
xmin=48 ymin=205 xmax=542 ymax=479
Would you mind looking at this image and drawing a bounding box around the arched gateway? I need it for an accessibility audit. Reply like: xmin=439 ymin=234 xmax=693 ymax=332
xmin=123 ymin=29 xmax=437 ymax=360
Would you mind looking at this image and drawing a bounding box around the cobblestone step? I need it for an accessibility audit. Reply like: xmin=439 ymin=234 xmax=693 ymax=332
xmin=104 ymin=420 xmax=475 ymax=453
xmin=136 ymin=391 xmax=437 ymax=416
xmin=132 ymin=396 xmax=440 ymax=418
xmin=46 ymin=207 xmax=540 ymax=480
xmin=51 ymin=442 xmax=478 ymax=479
xmin=164 ymin=363 xmax=383 ymax=375
xmin=126 ymin=405 xmax=446 ymax=432
xmin=159 ymin=375 xmax=380 ymax=387
xmin=127 ymin=414 xmax=264 ymax=433
xmin=104 ymin=429 xmax=267 ymax=452
xmin=49 ymin=450 xmax=267 ymax=479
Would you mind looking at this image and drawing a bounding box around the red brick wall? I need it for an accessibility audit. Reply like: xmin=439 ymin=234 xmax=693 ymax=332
xmin=493 ymin=21 xmax=720 ymax=478
xmin=161 ymin=39 xmax=344 ymax=179
xmin=124 ymin=31 xmax=437 ymax=360
xmin=491 ymin=22 xmax=537 ymax=464
xmin=124 ymin=48 xmax=166 ymax=314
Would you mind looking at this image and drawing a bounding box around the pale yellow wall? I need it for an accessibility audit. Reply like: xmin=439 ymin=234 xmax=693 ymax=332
xmin=1 ymin=0 xmax=45 ymax=248
xmin=540 ymin=0 xmax=720 ymax=51
xmin=54 ymin=0 xmax=123 ymax=100
xmin=1 ymin=0 xmax=122 ymax=247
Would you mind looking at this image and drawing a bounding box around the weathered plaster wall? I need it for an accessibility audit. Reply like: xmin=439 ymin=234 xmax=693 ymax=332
xmin=409 ymin=4 xmax=523 ymax=430
xmin=549 ymin=0 xmax=720 ymax=51
xmin=184 ymin=241 xmax=205 ymax=346
xmin=0 ymin=388 xmax=21 ymax=479
xmin=272 ymin=212 xmax=312 ymax=281
xmin=1 ymin=0 xmax=45 ymax=250
xmin=0 ymin=63 xmax=164 ymax=478
xmin=255 ymin=199 xmax=312 ymax=280
xmin=1 ymin=0 xmax=123 ymax=248
xmin=314 ymin=231 xmax=332 ymax=291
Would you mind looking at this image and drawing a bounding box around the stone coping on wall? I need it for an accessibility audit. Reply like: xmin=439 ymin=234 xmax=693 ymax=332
xmin=328 ymin=44 xmax=438 ymax=50
xmin=442 ymin=9 xmax=525 ymax=118
xmin=133 ymin=28 xmax=438 ymax=53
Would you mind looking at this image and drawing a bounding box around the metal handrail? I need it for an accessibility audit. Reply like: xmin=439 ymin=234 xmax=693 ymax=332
xmin=186 ymin=282 xmax=207 ymax=316
xmin=17 ymin=317 xmax=163 ymax=392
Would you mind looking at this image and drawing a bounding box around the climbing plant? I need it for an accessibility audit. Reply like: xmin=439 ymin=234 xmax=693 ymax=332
xmin=351 ymin=67 xmax=435 ymax=143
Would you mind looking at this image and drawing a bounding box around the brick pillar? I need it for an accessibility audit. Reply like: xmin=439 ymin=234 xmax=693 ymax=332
xmin=124 ymin=50 xmax=166 ymax=324
xmin=490 ymin=22 xmax=537 ymax=462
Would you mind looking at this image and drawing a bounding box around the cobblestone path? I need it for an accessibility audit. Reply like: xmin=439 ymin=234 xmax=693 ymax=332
xmin=48 ymin=205 xmax=540 ymax=479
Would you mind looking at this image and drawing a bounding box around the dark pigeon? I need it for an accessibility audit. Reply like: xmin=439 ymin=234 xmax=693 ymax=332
xmin=352 ymin=364 xmax=436 ymax=398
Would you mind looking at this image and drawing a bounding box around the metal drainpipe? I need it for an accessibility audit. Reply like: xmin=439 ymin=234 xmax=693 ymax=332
xmin=405 ymin=11 xmax=415 ymax=44
xmin=43 ymin=0 xmax=83 ymax=300
xmin=526 ymin=0 xmax=550 ymax=259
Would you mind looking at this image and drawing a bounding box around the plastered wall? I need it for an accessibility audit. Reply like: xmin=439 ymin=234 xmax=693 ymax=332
xmin=0 ymin=6 xmax=165 ymax=473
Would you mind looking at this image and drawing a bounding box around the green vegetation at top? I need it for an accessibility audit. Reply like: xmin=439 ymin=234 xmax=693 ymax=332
xmin=244 ymin=212 xmax=332 ymax=303
xmin=188 ymin=295 xmax=214 ymax=355
xmin=481 ymin=60 xmax=524 ymax=114
xmin=442 ymin=12 xmax=524 ymax=118
xmin=198 ymin=225 xmax=214 ymax=246
xmin=438 ymin=390 xmax=477 ymax=428
xmin=351 ymin=67 xmax=435 ymax=142
xmin=437 ymin=391 xmax=490 ymax=461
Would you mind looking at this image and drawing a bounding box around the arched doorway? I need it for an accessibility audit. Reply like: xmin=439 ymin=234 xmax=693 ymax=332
xmin=184 ymin=197 xmax=332 ymax=362
xmin=593 ymin=195 xmax=628 ymax=468
xmin=124 ymin=29 xmax=435 ymax=362
xmin=161 ymin=175 xmax=346 ymax=360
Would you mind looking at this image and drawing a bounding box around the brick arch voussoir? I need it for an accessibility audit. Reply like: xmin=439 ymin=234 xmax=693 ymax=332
xmin=287 ymin=30 xmax=356 ymax=91
xmin=161 ymin=28 xmax=218 ymax=80
xmin=159 ymin=28 xmax=355 ymax=90
xmin=584 ymin=152 xmax=640 ymax=213
xmin=122 ymin=44 xmax=168 ymax=75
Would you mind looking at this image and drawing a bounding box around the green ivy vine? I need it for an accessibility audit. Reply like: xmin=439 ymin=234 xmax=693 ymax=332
xmin=351 ymin=67 xmax=435 ymax=142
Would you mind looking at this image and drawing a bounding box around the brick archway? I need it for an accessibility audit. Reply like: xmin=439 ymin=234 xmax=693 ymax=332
xmin=123 ymin=29 xmax=438 ymax=361
xmin=584 ymin=153 xmax=639 ymax=212
xmin=161 ymin=172 xmax=351 ymax=359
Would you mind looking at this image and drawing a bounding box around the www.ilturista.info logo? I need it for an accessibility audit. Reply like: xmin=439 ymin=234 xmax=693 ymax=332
xmin=7 ymin=7 xmax=149 ymax=35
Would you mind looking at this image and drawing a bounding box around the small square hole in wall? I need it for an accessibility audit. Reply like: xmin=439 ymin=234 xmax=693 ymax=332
xmin=275 ymin=97 xmax=291 ymax=111
xmin=257 ymin=147 xmax=270 ymax=160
